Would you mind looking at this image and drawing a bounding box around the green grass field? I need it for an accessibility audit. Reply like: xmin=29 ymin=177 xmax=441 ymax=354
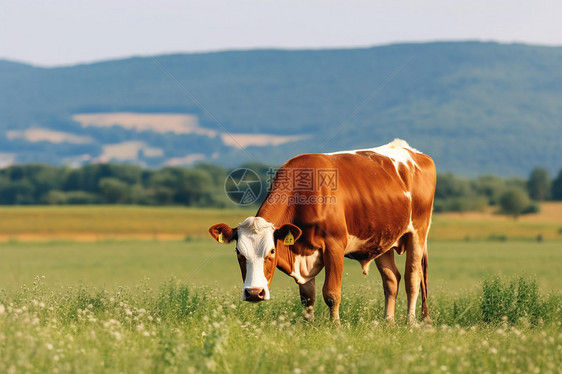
xmin=1 ymin=206 xmax=561 ymax=373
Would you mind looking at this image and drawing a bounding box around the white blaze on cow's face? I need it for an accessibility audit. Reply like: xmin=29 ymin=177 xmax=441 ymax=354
xmin=209 ymin=218 xmax=301 ymax=303
xmin=235 ymin=217 xmax=277 ymax=302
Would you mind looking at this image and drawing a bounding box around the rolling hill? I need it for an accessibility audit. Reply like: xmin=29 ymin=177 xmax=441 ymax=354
xmin=1 ymin=41 xmax=561 ymax=176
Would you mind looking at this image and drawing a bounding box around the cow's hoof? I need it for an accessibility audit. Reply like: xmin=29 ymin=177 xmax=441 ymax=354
xmin=407 ymin=315 xmax=420 ymax=327
xmin=303 ymin=307 xmax=315 ymax=322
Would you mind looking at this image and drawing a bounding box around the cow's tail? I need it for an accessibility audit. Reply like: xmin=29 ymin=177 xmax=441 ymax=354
xmin=420 ymin=246 xmax=431 ymax=323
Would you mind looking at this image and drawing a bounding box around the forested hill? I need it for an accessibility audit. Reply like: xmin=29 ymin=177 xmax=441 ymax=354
xmin=1 ymin=42 xmax=561 ymax=176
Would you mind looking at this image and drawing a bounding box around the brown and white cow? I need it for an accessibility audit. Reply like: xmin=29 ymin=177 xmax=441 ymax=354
xmin=209 ymin=139 xmax=436 ymax=323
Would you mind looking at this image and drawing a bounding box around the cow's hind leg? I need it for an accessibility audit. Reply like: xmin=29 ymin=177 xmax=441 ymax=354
xmin=299 ymin=278 xmax=316 ymax=321
xmin=375 ymin=249 xmax=401 ymax=322
xmin=420 ymin=245 xmax=431 ymax=323
xmin=404 ymin=232 xmax=425 ymax=324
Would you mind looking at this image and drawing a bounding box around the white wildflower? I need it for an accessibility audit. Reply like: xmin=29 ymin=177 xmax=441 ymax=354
xmin=206 ymin=360 xmax=217 ymax=371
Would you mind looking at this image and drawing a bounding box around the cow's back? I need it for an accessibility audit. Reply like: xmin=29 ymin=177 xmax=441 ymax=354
xmin=259 ymin=140 xmax=435 ymax=257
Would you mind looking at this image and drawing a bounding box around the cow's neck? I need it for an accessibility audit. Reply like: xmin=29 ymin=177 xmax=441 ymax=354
xmin=256 ymin=201 xmax=292 ymax=227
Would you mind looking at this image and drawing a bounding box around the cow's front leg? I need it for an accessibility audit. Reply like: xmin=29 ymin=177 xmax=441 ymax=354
xmin=299 ymin=278 xmax=316 ymax=321
xmin=322 ymin=244 xmax=344 ymax=324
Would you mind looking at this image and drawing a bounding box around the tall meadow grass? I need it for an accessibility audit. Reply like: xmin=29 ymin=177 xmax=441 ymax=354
xmin=1 ymin=275 xmax=560 ymax=373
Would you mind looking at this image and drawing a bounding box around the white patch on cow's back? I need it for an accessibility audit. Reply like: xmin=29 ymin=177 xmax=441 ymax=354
xmin=291 ymin=251 xmax=323 ymax=284
xmin=325 ymin=139 xmax=420 ymax=173
xmin=236 ymin=216 xmax=276 ymax=299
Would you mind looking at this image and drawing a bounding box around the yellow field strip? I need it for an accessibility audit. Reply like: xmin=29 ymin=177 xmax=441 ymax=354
xmin=0 ymin=233 xmax=186 ymax=242
xmin=0 ymin=203 xmax=561 ymax=242
xmin=0 ymin=206 xmax=251 ymax=242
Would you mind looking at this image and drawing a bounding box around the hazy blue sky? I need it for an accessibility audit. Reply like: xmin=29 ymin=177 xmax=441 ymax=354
xmin=1 ymin=0 xmax=560 ymax=66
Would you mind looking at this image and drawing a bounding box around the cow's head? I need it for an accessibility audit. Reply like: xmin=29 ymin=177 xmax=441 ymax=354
xmin=209 ymin=217 xmax=301 ymax=302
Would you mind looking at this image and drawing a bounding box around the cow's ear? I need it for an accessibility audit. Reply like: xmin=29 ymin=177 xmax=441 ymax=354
xmin=209 ymin=223 xmax=237 ymax=244
xmin=274 ymin=224 xmax=302 ymax=245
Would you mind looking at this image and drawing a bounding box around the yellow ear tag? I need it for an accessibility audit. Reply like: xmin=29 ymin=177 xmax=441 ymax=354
xmin=283 ymin=231 xmax=294 ymax=245
xmin=218 ymin=232 xmax=224 ymax=243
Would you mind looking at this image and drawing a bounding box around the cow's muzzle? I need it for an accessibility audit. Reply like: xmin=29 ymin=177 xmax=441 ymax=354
xmin=243 ymin=287 xmax=266 ymax=302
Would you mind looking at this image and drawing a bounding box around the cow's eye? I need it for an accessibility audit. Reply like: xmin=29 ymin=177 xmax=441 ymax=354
xmin=270 ymin=249 xmax=275 ymax=255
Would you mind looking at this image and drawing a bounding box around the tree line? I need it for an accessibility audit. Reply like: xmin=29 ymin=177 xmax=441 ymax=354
xmin=0 ymin=163 xmax=561 ymax=216
xmin=435 ymin=168 xmax=561 ymax=217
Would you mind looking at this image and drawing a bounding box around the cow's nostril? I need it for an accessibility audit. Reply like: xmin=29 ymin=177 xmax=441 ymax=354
xmin=244 ymin=287 xmax=266 ymax=302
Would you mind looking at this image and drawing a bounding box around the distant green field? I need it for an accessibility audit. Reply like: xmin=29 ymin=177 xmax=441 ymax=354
xmin=1 ymin=206 xmax=561 ymax=373
xmin=1 ymin=239 xmax=561 ymax=293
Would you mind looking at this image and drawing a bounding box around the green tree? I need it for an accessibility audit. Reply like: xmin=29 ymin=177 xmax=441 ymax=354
xmin=64 ymin=191 xmax=100 ymax=204
xmin=0 ymin=178 xmax=35 ymax=204
xmin=551 ymin=169 xmax=562 ymax=201
xmin=44 ymin=190 xmax=67 ymax=205
xmin=128 ymin=184 xmax=153 ymax=205
xmin=499 ymin=187 xmax=532 ymax=219
xmin=527 ymin=168 xmax=551 ymax=201
xmin=473 ymin=174 xmax=506 ymax=205
xmin=435 ymin=173 xmax=472 ymax=199
xmin=98 ymin=177 xmax=129 ymax=204
xmin=434 ymin=173 xmax=481 ymax=213
xmin=173 ymin=169 xmax=214 ymax=206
